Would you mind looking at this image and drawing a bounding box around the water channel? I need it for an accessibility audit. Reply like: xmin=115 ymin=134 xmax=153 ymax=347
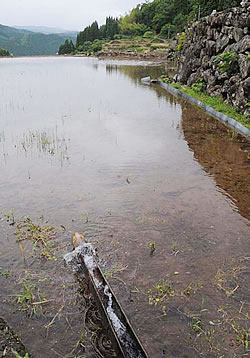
xmin=0 ymin=57 xmax=249 ymax=358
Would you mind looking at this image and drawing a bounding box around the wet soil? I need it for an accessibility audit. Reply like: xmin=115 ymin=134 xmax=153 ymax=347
xmin=0 ymin=317 xmax=30 ymax=357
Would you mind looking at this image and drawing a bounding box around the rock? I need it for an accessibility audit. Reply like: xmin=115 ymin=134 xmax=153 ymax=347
xmin=236 ymin=35 xmax=250 ymax=53
xmin=243 ymin=27 xmax=248 ymax=35
xmin=207 ymin=84 xmax=222 ymax=97
xmin=216 ymin=35 xmax=230 ymax=53
xmin=242 ymin=77 xmax=250 ymax=99
xmin=216 ymin=71 xmax=229 ymax=84
xmin=238 ymin=54 xmax=250 ymax=78
xmin=201 ymin=55 xmax=210 ymax=69
xmin=177 ymin=5 xmax=250 ymax=114
xmin=187 ymin=71 xmax=202 ymax=86
xmin=206 ymin=40 xmax=216 ymax=56
xmin=207 ymin=26 xmax=213 ymax=39
xmin=203 ymin=69 xmax=216 ymax=86
xmin=233 ymin=27 xmax=244 ymax=42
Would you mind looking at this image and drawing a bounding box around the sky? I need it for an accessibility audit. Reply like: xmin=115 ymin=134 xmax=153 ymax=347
xmin=1 ymin=0 xmax=148 ymax=31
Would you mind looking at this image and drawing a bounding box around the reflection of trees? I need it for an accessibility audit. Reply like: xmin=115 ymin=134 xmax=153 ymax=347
xmin=105 ymin=63 xmax=168 ymax=86
xmin=107 ymin=64 xmax=180 ymax=108
xmin=106 ymin=64 xmax=119 ymax=75
xmin=118 ymin=65 xmax=166 ymax=83
xmin=182 ymin=103 xmax=250 ymax=220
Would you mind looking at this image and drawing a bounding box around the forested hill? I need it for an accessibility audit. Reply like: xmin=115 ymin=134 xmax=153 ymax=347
xmin=0 ymin=24 xmax=76 ymax=56
xmin=120 ymin=0 xmax=242 ymax=38
xmin=59 ymin=0 xmax=242 ymax=55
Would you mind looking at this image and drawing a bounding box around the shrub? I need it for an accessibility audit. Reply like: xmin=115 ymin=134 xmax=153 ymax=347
xmin=90 ymin=39 xmax=102 ymax=53
xmin=191 ymin=79 xmax=205 ymax=92
xmin=160 ymin=24 xmax=176 ymax=39
xmin=0 ymin=47 xmax=10 ymax=56
xmin=143 ymin=31 xmax=154 ymax=38
xmin=176 ymin=32 xmax=186 ymax=52
xmin=114 ymin=34 xmax=121 ymax=40
xmin=214 ymin=51 xmax=238 ymax=73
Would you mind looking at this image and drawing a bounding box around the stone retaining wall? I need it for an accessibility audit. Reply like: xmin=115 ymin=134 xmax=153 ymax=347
xmin=178 ymin=4 xmax=250 ymax=116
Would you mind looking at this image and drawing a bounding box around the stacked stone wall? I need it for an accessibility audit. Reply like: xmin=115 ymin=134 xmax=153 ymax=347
xmin=178 ymin=5 xmax=250 ymax=115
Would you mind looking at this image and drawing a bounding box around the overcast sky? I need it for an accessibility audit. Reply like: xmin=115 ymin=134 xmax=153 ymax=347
xmin=1 ymin=0 xmax=147 ymax=31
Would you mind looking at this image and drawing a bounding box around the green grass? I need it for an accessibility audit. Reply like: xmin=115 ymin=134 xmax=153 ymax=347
xmin=167 ymin=82 xmax=250 ymax=130
xmin=150 ymin=43 xmax=168 ymax=49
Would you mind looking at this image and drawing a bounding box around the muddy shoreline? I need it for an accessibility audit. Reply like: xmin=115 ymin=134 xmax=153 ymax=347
xmin=0 ymin=317 xmax=30 ymax=358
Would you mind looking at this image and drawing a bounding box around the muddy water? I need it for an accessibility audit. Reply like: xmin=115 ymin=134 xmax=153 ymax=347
xmin=0 ymin=57 xmax=249 ymax=358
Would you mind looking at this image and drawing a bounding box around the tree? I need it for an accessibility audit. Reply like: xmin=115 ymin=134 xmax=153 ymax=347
xmin=76 ymin=21 xmax=100 ymax=46
xmin=0 ymin=47 xmax=10 ymax=56
xmin=71 ymin=0 xmax=242 ymax=51
xmin=58 ymin=39 xmax=75 ymax=55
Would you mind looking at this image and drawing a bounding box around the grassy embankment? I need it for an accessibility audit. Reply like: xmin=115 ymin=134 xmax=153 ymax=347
xmin=162 ymin=79 xmax=250 ymax=130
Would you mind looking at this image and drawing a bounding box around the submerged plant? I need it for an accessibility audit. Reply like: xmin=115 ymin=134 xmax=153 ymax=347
xmin=4 ymin=210 xmax=15 ymax=225
xmin=13 ymin=273 xmax=50 ymax=316
xmin=149 ymin=242 xmax=156 ymax=256
xmin=14 ymin=215 xmax=57 ymax=261
xmin=11 ymin=350 xmax=30 ymax=358
xmin=148 ymin=280 xmax=174 ymax=305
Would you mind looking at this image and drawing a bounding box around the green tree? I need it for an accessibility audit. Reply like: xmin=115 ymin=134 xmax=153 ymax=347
xmin=0 ymin=47 xmax=10 ymax=56
xmin=58 ymin=39 xmax=75 ymax=55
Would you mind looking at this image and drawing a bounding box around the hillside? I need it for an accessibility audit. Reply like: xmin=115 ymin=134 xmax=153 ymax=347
xmin=58 ymin=0 xmax=242 ymax=56
xmin=0 ymin=24 xmax=76 ymax=56
xmin=13 ymin=25 xmax=78 ymax=36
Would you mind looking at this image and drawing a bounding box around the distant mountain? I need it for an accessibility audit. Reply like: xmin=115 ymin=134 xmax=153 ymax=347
xmin=0 ymin=24 xmax=76 ymax=56
xmin=14 ymin=25 xmax=78 ymax=36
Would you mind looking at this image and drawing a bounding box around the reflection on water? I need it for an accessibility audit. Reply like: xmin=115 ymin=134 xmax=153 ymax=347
xmin=181 ymin=103 xmax=250 ymax=220
xmin=0 ymin=57 xmax=249 ymax=358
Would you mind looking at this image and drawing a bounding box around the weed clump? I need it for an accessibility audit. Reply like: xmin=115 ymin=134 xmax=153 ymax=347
xmin=14 ymin=216 xmax=57 ymax=261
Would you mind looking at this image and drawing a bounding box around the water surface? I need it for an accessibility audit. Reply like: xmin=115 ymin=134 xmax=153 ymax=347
xmin=0 ymin=57 xmax=249 ymax=358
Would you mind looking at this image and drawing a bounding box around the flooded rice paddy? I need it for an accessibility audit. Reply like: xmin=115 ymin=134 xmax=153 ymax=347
xmin=0 ymin=57 xmax=249 ymax=358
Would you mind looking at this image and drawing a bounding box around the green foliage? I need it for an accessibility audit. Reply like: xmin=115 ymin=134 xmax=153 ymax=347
xmin=76 ymin=17 xmax=119 ymax=47
xmin=174 ymin=83 xmax=250 ymax=129
xmin=114 ymin=33 xmax=122 ymax=40
xmin=120 ymin=20 xmax=149 ymax=36
xmin=162 ymin=77 xmax=173 ymax=84
xmin=215 ymin=51 xmax=238 ymax=73
xmin=148 ymin=280 xmax=174 ymax=305
xmin=143 ymin=31 xmax=154 ymax=38
xmin=119 ymin=0 xmax=241 ymax=39
xmin=0 ymin=47 xmax=10 ymax=56
xmin=14 ymin=215 xmax=57 ymax=261
xmin=58 ymin=39 xmax=75 ymax=55
xmin=103 ymin=16 xmax=120 ymax=39
xmin=61 ymin=0 xmax=242 ymax=57
xmin=76 ymin=21 xmax=100 ymax=45
xmin=159 ymin=24 xmax=175 ymax=39
xmin=11 ymin=350 xmax=29 ymax=358
xmin=191 ymin=79 xmax=205 ymax=92
xmin=150 ymin=43 xmax=168 ymax=49
xmin=66 ymin=0 xmax=243 ymax=59
xmin=177 ymin=32 xmax=186 ymax=51
xmin=89 ymin=39 xmax=102 ymax=53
